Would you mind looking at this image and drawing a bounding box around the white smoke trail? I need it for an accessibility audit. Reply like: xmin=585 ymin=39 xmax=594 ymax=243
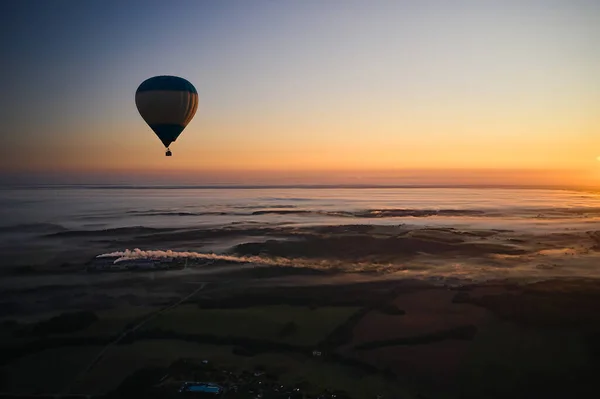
xmin=96 ymin=248 xmax=568 ymax=283
xmin=95 ymin=248 xmax=395 ymax=272
xmin=97 ymin=248 xmax=298 ymax=267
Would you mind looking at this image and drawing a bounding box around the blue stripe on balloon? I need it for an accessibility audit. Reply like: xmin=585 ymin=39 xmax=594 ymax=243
xmin=136 ymin=75 xmax=197 ymax=94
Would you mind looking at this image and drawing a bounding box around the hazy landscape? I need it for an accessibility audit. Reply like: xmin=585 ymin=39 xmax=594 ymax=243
xmin=1 ymin=187 xmax=600 ymax=398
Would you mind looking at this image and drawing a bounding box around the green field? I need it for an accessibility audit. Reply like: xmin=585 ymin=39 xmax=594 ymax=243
xmin=1 ymin=340 xmax=411 ymax=398
xmin=139 ymin=304 xmax=360 ymax=346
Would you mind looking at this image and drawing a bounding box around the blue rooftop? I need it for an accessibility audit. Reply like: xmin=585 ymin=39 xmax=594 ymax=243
xmin=181 ymin=383 xmax=222 ymax=394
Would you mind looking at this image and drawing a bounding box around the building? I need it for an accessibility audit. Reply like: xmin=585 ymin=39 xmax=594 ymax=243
xmin=179 ymin=382 xmax=223 ymax=395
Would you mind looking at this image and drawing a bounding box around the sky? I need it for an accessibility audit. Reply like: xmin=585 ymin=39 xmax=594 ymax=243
xmin=0 ymin=0 xmax=599 ymax=186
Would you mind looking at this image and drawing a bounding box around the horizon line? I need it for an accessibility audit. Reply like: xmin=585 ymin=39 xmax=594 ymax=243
xmin=1 ymin=183 xmax=598 ymax=191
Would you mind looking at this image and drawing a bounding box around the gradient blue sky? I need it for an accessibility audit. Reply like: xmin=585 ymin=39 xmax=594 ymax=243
xmin=1 ymin=0 xmax=599 ymax=185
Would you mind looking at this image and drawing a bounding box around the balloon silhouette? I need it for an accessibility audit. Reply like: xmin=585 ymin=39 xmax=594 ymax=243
xmin=135 ymin=75 xmax=198 ymax=156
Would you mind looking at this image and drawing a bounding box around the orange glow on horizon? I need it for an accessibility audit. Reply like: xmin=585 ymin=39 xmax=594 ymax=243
xmin=5 ymin=163 xmax=597 ymax=188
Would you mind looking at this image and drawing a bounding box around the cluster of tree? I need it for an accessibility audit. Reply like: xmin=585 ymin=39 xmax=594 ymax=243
xmin=374 ymin=303 xmax=406 ymax=315
xmin=194 ymin=281 xmax=402 ymax=310
xmin=135 ymin=328 xmax=308 ymax=356
xmin=354 ymin=325 xmax=478 ymax=350
xmin=319 ymin=307 xmax=371 ymax=350
xmin=224 ymin=265 xmax=330 ymax=280
xmin=195 ymin=293 xmax=364 ymax=309
xmin=319 ymin=285 xmax=413 ymax=351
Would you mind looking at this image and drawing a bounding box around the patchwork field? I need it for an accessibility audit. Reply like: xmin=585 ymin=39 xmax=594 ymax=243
xmin=3 ymin=278 xmax=600 ymax=399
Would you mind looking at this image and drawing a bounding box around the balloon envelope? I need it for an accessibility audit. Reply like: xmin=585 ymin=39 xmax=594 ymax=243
xmin=135 ymin=76 xmax=198 ymax=148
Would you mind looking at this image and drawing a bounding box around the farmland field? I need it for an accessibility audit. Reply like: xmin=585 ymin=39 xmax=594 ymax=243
xmin=139 ymin=304 xmax=361 ymax=345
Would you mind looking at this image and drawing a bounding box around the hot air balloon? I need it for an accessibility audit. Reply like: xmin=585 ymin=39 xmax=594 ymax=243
xmin=135 ymin=75 xmax=199 ymax=156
